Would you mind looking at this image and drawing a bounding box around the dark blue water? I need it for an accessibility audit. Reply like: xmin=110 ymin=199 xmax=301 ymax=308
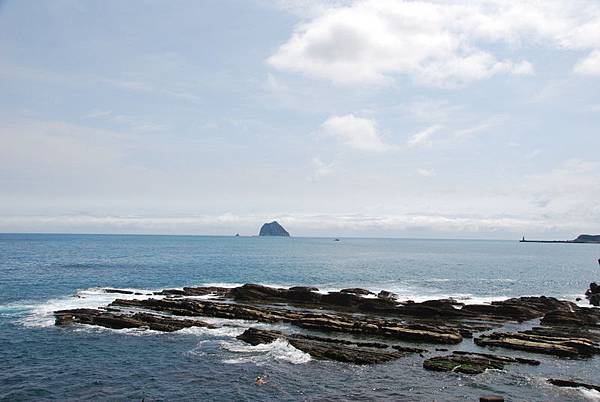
xmin=1 ymin=234 xmax=599 ymax=401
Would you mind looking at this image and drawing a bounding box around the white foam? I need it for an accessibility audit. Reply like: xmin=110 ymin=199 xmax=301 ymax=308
xmin=581 ymin=389 xmax=600 ymax=401
xmin=15 ymin=287 xmax=163 ymax=328
xmin=187 ymin=281 xmax=521 ymax=305
xmin=220 ymin=338 xmax=311 ymax=365
xmin=72 ymin=324 xmax=163 ymax=336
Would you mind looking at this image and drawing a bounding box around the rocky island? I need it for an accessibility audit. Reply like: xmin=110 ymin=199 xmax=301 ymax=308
xmin=259 ymin=221 xmax=290 ymax=237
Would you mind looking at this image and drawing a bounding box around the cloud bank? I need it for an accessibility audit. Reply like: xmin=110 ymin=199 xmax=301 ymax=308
xmin=269 ymin=0 xmax=600 ymax=86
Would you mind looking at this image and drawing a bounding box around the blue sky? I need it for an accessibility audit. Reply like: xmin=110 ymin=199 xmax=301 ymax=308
xmin=1 ymin=0 xmax=600 ymax=238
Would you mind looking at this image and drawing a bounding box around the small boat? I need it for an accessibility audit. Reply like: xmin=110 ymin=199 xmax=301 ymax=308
xmin=334 ymin=238 xmax=340 ymax=241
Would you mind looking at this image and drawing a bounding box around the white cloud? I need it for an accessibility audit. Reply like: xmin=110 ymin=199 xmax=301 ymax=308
xmin=0 ymin=210 xmax=590 ymax=238
xmin=406 ymin=125 xmax=442 ymax=148
xmin=417 ymin=168 xmax=435 ymax=177
xmin=574 ymin=50 xmax=600 ymax=76
xmin=320 ymin=114 xmax=392 ymax=152
xmin=268 ymin=0 xmax=600 ymax=87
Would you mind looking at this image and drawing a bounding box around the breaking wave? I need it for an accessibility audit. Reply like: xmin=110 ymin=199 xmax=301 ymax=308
xmin=220 ymin=338 xmax=311 ymax=365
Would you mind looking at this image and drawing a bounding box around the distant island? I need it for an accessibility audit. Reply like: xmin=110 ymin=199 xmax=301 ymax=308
xmin=259 ymin=221 xmax=290 ymax=237
xmin=520 ymin=234 xmax=600 ymax=244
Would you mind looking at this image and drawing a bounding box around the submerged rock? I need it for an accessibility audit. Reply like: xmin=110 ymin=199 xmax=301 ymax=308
xmin=258 ymin=221 xmax=290 ymax=237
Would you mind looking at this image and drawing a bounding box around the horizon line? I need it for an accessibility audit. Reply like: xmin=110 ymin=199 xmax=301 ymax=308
xmin=0 ymin=231 xmax=545 ymax=242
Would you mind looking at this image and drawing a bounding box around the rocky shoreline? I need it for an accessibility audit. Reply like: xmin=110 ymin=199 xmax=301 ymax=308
xmin=54 ymin=283 xmax=600 ymax=391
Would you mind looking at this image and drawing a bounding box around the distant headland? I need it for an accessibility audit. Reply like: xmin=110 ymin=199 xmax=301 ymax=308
xmin=258 ymin=221 xmax=290 ymax=237
xmin=520 ymin=234 xmax=600 ymax=244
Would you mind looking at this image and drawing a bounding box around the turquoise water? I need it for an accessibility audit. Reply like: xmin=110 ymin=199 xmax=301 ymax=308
xmin=1 ymin=234 xmax=599 ymax=401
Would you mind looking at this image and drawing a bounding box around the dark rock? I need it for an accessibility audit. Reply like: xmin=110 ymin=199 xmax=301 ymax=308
xmin=54 ymin=308 xmax=216 ymax=332
xmin=321 ymin=291 xmax=363 ymax=307
xmin=103 ymin=288 xmax=134 ymax=295
xmin=452 ymin=351 xmax=539 ymax=365
xmin=237 ymin=327 xmax=280 ymax=345
xmin=340 ymin=288 xmax=374 ymax=296
xmin=377 ymin=290 xmax=398 ymax=301
xmin=424 ymin=351 xmax=539 ymax=375
xmin=474 ymin=331 xmax=600 ymax=356
xmin=461 ymin=296 xmax=576 ymax=321
xmin=110 ymin=298 xmax=463 ymax=344
xmin=232 ymin=283 xmax=286 ymax=301
xmin=236 ymin=328 xmax=408 ymax=364
xmin=259 ymin=221 xmax=290 ymax=237
xmin=289 ymin=286 xmax=319 ymax=292
xmin=480 ymin=396 xmax=504 ymax=402
xmin=540 ymin=308 xmax=600 ymax=327
xmin=357 ymin=298 xmax=400 ymax=313
xmin=155 ymin=286 xmax=231 ymax=297
xmin=572 ymin=234 xmax=600 ymax=243
xmin=424 ymin=354 xmax=504 ymax=374
xmin=586 ymin=282 xmax=600 ymax=306
xmin=548 ymin=379 xmax=600 ymax=392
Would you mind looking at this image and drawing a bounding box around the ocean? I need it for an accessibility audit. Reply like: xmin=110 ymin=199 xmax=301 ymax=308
xmin=1 ymin=233 xmax=599 ymax=401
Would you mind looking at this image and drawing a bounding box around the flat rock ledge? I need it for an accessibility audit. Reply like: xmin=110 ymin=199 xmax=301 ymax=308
xmin=54 ymin=308 xmax=216 ymax=332
xmin=53 ymin=283 xmax=600 ymax=369
xmin=423 ymin=351 xmax=540 ymax=375
xmin=109 ymin=297 xmax=464 ymax=344
xmin=236 ymin=327 xmax=423 ymax=364
xmin=474 ymin=331 xmax=600 ymax=357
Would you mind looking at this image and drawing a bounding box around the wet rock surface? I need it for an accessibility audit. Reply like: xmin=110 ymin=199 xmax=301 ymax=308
xmin=109 ymin=297 xmax=464 ymax=344
xmin=547 ymin=378 xmax=600 ymax=392
xmin=586 ymin=282 xmax=600 ymax=306
xmin=474 ymin=304 xmax=600 ymax=356
xmin=236 ymin=328 xmax=410 ymax=364
xmin=424 ymin=351 xmax=539 ymax=375
xmin=54 ymin=308 xmax=216 ymax=332
xmin=53 ymin=283 xmax=600 ymax=369
xmin=474 ymin=330 xmax=600 ymax=356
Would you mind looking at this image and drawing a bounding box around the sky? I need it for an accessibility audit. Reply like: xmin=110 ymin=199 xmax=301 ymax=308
xmin=0 ymin=0 xmax=600 ymax=239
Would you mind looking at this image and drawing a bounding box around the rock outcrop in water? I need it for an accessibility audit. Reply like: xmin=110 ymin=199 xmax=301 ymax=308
xmin=547 ymin=379 xmax=600 ymax=392
xmin=258 ymin=221 xmax=290 ymax=237
xmin=109 ymin=296 xmax=464 ymax=344
xmin=53 ymin=283 xmax=600 ymax=368
xmin=54 ymin=308 xmax=216 ymax=332
xmin=423 ymin=351 xmax=539 ymax=374
xmin=236 ymin=328 xmax=417 ymax=364
xmin=586 ymin=282 xmax=600 ymax=306
xmin=474 ymin=304 xmax=600 ymax=357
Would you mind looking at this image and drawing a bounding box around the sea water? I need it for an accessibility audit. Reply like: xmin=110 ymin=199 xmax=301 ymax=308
xmin=1 ymin=234 xmax=599 ymax=401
